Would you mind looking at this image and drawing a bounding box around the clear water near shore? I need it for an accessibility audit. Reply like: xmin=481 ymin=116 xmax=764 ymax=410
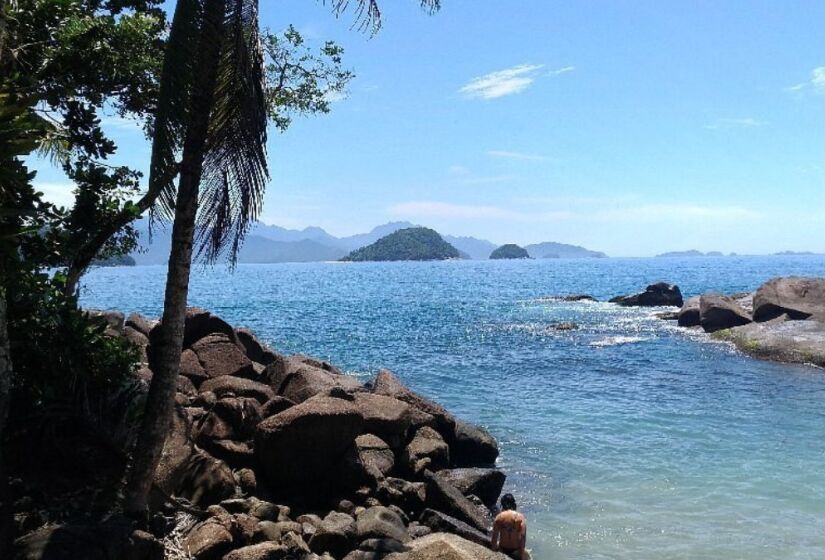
xmin=79 ymin=256 xmax=825 ymax=560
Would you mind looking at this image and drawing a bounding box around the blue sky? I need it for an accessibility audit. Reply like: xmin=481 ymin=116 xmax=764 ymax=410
xmin=33 ymin=0 xmax=825 ymax=256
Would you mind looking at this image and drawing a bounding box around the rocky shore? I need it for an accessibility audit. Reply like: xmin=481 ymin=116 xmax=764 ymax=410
xmin=612 ymin=277 xmax=825 ymax=368
xmin=13 ymin=308 xmax=513 ymax=560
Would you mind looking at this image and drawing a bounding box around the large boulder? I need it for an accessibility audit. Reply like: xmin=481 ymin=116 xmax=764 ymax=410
xmin=184 ymin=519 xmax=235 ymax=560
xmin=451 ymin=421 xmax=498 ymax=467
xmin=385 ymin=532 xmax=510 ymax=560
xmin=372 ymin=370 xmax=456 ymax=443
xmin=356 ymin=434 xmax=396 ymax=477
xmin=609 ymin=282 xmax=683 ymax=307
xmin=255 ymin=396 xmax=365 ymax=501
xmin=677 ymin=296 xmax=701 ymax=327
xmin=308 ymin=512 xmax=356 ymax=558
xmin=235 ymin=328 xmax=279 ymax=365
xmin=699 ymin=294 xmax=752 ymax=333
xmin=434 ymin=469 xmax=505 ymax=510
xmin=403 ymin=427 xmax=449 ymax=476
xmin=126 ymin=312 xmax=156 ymax=337
xmin=715 ymin=319 xmax=825 ymax=367
xmin=179 ymin=349 xmax=209 ymax=386
xmin=176 ymin=450 xmax=237 ymax=506
xmin=422 ymin=471 xmax=492 ymax=533
xmin=351 ymin=393 xmax=414 ymax=448
xmin=191 ymin=334 xmax=255 ymax=379
xmin=355 ymin=506 xmax=410 ymax=543
xmin=275 ymin=360 xmax=364 ymax=404
xmin=86 ymin=309 xmax=125 ymax=335
xmin=199 ymin=376 xmax=275 ymax=404
xmin=183 ymin=307 xmax=238 ymax=348
xmin=753 ymin=277 xmax=825 ymax=322
xmin=222 ymin=543 xmax=287 ymax=560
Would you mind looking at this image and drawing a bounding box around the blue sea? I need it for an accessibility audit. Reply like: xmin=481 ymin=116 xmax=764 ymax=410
xmin=79 ymin=256 xmax=825 ymax=560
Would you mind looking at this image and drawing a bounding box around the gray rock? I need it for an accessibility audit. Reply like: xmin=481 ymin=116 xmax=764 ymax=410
xmin=372 ymin=370 xmax=456 ymax=443
xmin=753 ymin=277 xmax=825 ymax=322
xmin=192 ymin=334 xmax=255 ymax=379
xmin=222 ymin=542 xmax=287 ymax=560
xmin=699 ymin=294 xmax=752 ymax=333
xmin=356 ymin=506 xmax=410 ymax=543
xmin=235 ymin=328 xmax=279 ymax=365
xmin=184 ymin=520 xmax=234 ymax=560
xmin=356 ymin=434 xmax=395 ymax=477
xmin=715 ymin=318 xmax=825 ymax=367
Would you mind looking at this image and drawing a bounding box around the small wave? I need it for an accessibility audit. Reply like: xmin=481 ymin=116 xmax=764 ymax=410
xmin=590 ymin=335 xmax=652 ymax=347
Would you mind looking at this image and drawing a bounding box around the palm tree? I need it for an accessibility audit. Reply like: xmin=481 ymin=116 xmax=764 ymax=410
xmin=124 ymin=0 xmax=441 ymax=516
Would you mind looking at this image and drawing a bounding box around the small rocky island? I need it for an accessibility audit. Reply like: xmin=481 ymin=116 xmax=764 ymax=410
xmin=13 ymin=308 xmax=511 ymax=560
xmin=340 ymin=227 xmax=461 ymax=262
xmin=488 ymin=244 xmax=530 ymax=260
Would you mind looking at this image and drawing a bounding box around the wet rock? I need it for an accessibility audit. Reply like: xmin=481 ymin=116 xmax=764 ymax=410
xmin=610 ymin=282 xmax=683 ymax=307
xmin=699 ymin=294 xmax=752 ymax=333
xmin=192 ymin=334 xmax=255 ymax=379
xmin=451 ymin=421 xmax=498 ymax=467
xmin=753 ymin=276 xmax=825 ymax=322
xmin=434 ymin=469 xmax=505 ymax=510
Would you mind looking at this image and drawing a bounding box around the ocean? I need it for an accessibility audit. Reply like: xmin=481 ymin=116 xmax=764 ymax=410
xmin=79 ymin=256 xmax=825 ymax=559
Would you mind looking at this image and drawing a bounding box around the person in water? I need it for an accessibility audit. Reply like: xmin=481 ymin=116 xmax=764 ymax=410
xmin=491 ymin=493 xmax=528 ymax=559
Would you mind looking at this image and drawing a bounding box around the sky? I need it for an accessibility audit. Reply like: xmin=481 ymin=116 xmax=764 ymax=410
xmin=32 ymin=0 xmax=825 ymax=256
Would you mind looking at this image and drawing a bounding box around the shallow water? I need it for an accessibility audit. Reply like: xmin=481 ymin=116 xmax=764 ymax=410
xmin=80 ymin=256 xmax=825 ymax=559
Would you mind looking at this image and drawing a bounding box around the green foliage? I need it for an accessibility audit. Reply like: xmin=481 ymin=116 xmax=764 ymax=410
xmin=264 ymin=25 xmax=354 ymax=132
xmin=489 ymin=244 xmax=530 ymax=260
xmin=341 ymin=227 xmax=461 ymax=262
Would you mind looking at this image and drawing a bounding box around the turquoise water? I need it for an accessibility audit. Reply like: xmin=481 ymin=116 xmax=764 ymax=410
xmin=79 ymin=257 xmax=825 ymax=559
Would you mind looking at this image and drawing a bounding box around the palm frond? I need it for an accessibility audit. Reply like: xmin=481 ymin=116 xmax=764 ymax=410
xmin=324 ymin=0 xmax=441 ymax=34
xmin=194 ymin=0 xmax=268 ymax=264
xmin=147 ymin=0 xmax=203 ymax=228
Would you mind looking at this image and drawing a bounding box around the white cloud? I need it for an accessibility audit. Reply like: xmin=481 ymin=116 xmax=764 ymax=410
xmin=487 ymin=150 xmax=548 ymax=162
xmin=34 ymin=182 xmax=75 ymax=208
xmin=447 ymin=164 xmax=470 ymax=176
xmin=100 ymin=114 xmax=145 ymax=133
xmin=548 ymin=66 xmax=575 ymax=76
xmin=457 ymin=175 xmax=517 ymax=185
xmin=323 ymin=89 xmax=348 ymax=103
xmin=459 ymin=64 xmax=544 ymax=99
xmin=703 ymin=117 xmax=766 ymax=130
xmin=785 ymin=66 xmax=825 ymax=94
xmin=387 ymin=200 xmax=573 ymax=222
xmin=593 ymin=203 xmax=760 ymax=223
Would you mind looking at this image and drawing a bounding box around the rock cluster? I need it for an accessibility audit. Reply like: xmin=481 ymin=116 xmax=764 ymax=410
xmin=609 ymin=282 xmax=684 ymax=307
xmin=48 ymin=307 xmax=511 ymax=560
xmin=669 ymin=277 xmax=825 ymax=366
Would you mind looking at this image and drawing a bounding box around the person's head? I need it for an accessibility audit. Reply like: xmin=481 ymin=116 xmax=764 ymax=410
xmin=500 ymin=493 xmax=517 ymax=511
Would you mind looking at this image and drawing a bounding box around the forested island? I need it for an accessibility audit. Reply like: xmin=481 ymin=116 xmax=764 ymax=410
xmin=340 ymin=227 xmax=462 ymax=262
xmin=489 ymin=244 xmax=530 ymax=260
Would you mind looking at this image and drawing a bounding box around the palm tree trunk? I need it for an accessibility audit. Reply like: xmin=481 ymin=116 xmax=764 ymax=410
xmin=0 ymin=289 xmax=13 ymax=555
xmin=123 ymin=0 xmax=226 ymax=517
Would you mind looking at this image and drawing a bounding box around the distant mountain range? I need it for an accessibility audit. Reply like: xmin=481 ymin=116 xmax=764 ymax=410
xmin=656 ymin=250 xmax=726 ymax=258
xmin=129 ymin=219 xmax=608 ymax=264
xmin=523 ymin=242 xmax=607 ymax=259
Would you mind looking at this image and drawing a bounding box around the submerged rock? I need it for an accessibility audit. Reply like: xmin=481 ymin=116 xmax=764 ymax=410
xmin=610 ymin=282 xmax=683 ymax=307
